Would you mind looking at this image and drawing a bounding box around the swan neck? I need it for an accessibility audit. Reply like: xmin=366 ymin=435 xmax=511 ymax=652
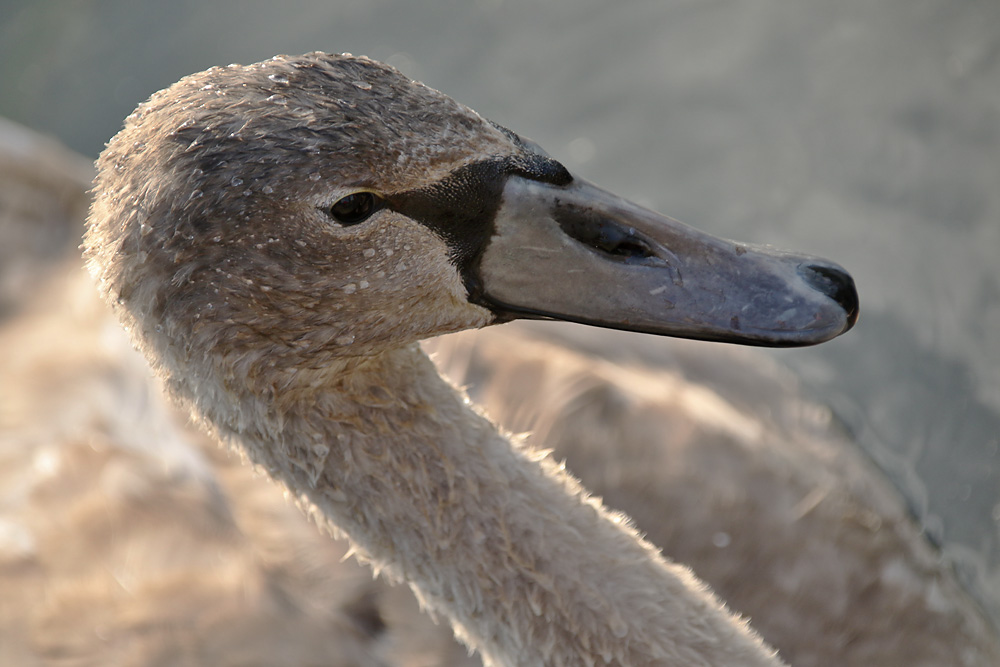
xmin=216 ymin=344 xmax=783 ymax=667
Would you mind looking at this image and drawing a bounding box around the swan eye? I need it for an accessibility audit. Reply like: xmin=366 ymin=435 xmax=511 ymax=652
xmin=327 ymin=192 xmax=381 ymax=225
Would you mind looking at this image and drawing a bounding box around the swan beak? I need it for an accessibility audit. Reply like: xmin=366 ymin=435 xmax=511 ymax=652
xmin=475 ymin=176 xmax=859 ymax=347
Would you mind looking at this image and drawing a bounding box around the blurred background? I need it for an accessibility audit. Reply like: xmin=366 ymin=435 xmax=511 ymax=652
xmin=1 ymin=0 xmax=997 ymax=631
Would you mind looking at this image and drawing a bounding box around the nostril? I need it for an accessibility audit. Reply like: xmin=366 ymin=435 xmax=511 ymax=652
xmin=553 ymin=205 xmax=667 ymax=265
xmin=800 ymin=263 xmax=860 ymax=331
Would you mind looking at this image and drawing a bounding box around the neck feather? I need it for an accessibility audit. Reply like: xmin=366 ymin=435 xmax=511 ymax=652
xmin=200 ymin=343 xmax=782 ymax=666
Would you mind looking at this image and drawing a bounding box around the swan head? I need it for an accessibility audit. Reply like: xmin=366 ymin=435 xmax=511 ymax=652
xmin=85 ymin=52 xmax=858 ymax=396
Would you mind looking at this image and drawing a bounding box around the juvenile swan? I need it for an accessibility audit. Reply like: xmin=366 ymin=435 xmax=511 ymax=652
xmin=85 ymin=53 xmax=857 ymax=666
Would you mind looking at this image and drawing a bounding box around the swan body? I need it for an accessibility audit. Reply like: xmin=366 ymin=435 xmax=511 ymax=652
xmin=3 ymin=265 xmax=999 ymax=665
xmin=83 ymin=53 xmax=861 ymax=665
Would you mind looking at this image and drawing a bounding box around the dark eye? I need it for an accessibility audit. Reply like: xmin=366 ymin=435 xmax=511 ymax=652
xmin=327 ymin=192 xmax=381 ymax=225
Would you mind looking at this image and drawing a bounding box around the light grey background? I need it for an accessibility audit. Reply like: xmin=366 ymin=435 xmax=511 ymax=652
xmin=2 ymin=0 xmax=998 ymax=626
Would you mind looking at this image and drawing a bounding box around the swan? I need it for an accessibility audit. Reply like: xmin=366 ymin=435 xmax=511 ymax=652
xmin=83 ymin=52 xmax=859 ymax=666
xmin=2 ymin=274 xmax=998 ymax=665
